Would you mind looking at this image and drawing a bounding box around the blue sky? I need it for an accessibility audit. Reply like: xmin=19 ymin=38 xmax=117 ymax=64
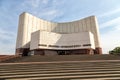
xmin=0 ymin=0 xmax=120 ymax=55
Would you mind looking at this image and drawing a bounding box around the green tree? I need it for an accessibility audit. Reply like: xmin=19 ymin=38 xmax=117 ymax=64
xmin=109 ymin=47 xmax=120 ymax=55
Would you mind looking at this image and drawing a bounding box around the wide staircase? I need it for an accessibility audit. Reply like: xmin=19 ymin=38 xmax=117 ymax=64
xmin=0 ymin=54 xmax=120 ymax=80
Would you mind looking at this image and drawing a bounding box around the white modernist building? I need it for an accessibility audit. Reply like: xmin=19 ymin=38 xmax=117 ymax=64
xmin=16 ymin=12 xmax=102 ymax=56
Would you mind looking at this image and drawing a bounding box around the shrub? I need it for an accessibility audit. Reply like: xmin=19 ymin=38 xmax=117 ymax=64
xmin=109 ymin=47 xmax=120 ymax=55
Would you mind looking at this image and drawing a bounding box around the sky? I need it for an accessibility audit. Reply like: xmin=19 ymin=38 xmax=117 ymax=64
xmin=0 ymin=0 xmax=120 ymax=55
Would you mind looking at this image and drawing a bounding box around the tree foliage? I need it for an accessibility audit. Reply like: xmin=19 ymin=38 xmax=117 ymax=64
xmin=109 ymin=47 xmax=120 ymax=55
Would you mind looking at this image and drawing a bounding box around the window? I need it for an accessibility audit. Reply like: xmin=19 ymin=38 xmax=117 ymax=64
xmin=38 ymin=44 xmax=47 ymax=47
xmin=48 ymin=45 xmax=59 ymax=48
xmin=83 ymin=44 xmax=91 ymax=46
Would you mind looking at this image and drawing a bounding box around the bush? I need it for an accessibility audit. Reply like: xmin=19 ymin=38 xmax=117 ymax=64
xmin=109 ymin=47 xmax=120 ymax=55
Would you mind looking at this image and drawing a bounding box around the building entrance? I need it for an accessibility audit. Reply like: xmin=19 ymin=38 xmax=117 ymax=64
xmin=22 ymin=49 xmax=29 ymax=56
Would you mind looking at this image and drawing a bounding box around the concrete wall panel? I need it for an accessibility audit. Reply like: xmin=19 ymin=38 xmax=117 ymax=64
xmin=30 ymin=31 xmax=95 ymax=50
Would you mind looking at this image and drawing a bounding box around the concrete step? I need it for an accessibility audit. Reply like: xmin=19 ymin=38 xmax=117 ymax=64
xmin=1 ymin=71 xmax=120 ymax=78
xmin=2 ymin=74 xmax=120 ymax=80
xmin=0 ymin=69 xmax=120 ymax=76
xmin=71 ymin=77 xmax=120 ymax=80
xmin=0 ymin=64 xmax=120 ymax=72
xmin=0 ymin=60 xmax=120 ymax=80
xmin=3 ymin=54 xmax=120 ymax=63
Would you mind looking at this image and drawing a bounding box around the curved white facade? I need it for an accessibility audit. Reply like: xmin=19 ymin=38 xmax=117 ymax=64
xmin=16 ymin=12 xmax=102 ymax=55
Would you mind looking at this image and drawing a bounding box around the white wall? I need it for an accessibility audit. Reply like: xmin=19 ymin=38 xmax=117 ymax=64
xmin=30 ymin=31 xmax=39 ymax=50
xmin=30 ymin=30 xmax=95 ymax=50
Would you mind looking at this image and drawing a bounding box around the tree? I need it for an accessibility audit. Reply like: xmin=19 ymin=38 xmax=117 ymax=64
xmin=109 ymin=47 xmax=120 ymax=55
